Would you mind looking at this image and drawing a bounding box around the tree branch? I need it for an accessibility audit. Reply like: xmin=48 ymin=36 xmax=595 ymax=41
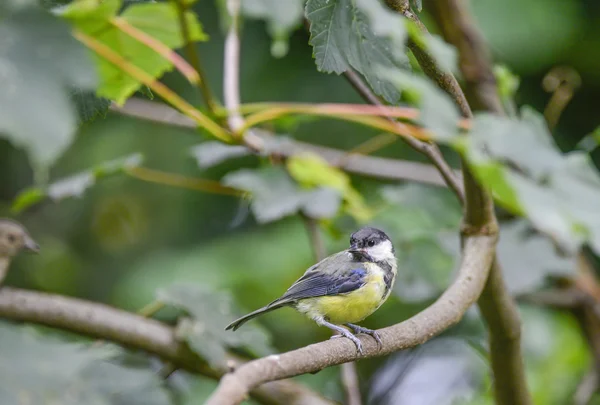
xmin=415 ymin=1 xmax=532 ymax=404
xmin=205 ymin=234 xmax=497 ymax=405
xmin=0 ymin=287 xmax=336 ymax=405
xmin=109 ymin=98 xmax=455 ymax=187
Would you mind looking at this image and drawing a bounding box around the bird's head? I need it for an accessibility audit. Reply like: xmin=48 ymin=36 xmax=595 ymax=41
xmin=0 ymin=219 xmax=39 ymax=258
xmin=348 ymin=226 xmax=394 ymax=262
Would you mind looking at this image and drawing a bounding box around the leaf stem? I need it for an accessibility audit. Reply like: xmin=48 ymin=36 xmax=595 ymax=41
xmin=73 ymin=30 xmax=232 ymax=143
xmin=110 ymin=17 xmax=200 ymax=85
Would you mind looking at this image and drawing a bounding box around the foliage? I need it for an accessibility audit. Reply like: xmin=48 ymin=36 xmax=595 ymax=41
xmin=0 ymin=322 xmax=171 ymax=405
xmin=1 ymin=0 xmax=599 ymax=404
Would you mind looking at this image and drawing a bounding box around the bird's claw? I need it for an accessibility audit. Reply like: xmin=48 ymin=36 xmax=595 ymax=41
xmin=330 ymin=330 xmax=364 ymax=354
xmin=346 ymin=324 xmax=383 ymax=349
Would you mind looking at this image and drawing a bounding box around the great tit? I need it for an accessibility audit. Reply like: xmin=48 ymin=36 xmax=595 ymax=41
xmin=226 ymin=227 xmax=397 ymax=353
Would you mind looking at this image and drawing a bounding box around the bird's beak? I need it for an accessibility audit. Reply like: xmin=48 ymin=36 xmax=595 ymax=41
xmin=23 ymin=235 xmax=40 ymax=253
xmin=348 ymin=245 xmax=364 ymax=254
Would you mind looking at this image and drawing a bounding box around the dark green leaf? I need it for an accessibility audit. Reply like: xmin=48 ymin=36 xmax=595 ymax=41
xmin=71 ymin=90 xmax=111 ymax=123
xmin=190 ymin=142 xmax=250 ymax=169
xmin=12 ymin=153 xmax=143 ymax=213
xmin=306 ymin=0 xmax=408 ymax=103
xmin=157 ymin=284 xmax=274 ymax=367
xmin=0 ymin=5 xmax=97 ymax=174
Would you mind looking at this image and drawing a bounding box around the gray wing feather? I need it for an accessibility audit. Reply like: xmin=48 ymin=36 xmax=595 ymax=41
xmin=267 ymin=252 xmax=367 ymax=307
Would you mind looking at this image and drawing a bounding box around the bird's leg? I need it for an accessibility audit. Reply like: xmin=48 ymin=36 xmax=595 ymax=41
xmin=346 ymin=323 xmax=383 ymax=349
xmin=317 ymin=319 xmax=364 ymax=354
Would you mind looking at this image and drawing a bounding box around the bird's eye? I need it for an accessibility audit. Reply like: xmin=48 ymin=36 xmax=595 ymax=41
xmin=367 ymin=240 xmax=375 ymax=247
xmin=6 ymin=234 xmax=16 ymax=244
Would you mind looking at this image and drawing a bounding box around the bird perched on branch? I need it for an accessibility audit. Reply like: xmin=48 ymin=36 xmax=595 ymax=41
xmin=0 ymin=219 xmax=39 ymax=286
xmin=226 ymin=226 xmax=397 ymax=353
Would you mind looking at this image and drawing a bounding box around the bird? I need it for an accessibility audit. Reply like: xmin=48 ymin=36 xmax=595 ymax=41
xmin=226 ymin=226 xmax=397 ymax=354
xmin=0 ymin=219 xmax=39 ymax=285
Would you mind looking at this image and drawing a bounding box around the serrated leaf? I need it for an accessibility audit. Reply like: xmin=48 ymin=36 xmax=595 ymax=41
xmin=452 ymin=107 xmax=600 ymax=254
xmin=286 ymin=153 xmax=372 ymax=222
xmin=0 ymin=5 xmax=97 ymax=175
xmin=306 ymin=0 xmax=408 ymax=103
xmin=190 ymin=142 xmax=250 ymax=169
xmin=157 ymin=284 xmax=274 ymax=367
xmin=223 ymin=166 xmax=342 ymax=223
xmin=0 ymin=322 xmax=171 ymax=405
xmin=12 ymin=153 xmax=143 ymax=213
xmin=61 ymin=0 xmax=208 ymax=104
xmin=241 ymin=0 xmax=304 ymax=58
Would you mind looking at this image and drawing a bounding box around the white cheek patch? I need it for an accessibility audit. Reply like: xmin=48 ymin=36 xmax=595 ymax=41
xmin=366 ymin=240 xmax=393 ymax=261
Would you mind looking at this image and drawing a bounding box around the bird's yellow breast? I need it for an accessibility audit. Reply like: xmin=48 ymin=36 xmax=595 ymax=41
xmin=297 ymin=264 xmax=388 ymax=324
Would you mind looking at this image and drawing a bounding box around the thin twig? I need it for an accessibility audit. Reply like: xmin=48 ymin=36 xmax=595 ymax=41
xmin=340 ymin=361 xmax=362 ymax=405
xmin=205 ymin=234 xmax=497 ymax=405
xmin=110 ymin=98 xmax=455 ymax=187
xmin=0 ymin=287 xmax=337 ymax=405
xmin=342 ymin=69 xmax=465 ymax=204
xmin=172 ymin=0 xmax=218 ymax=115
xmin=74 ymin=30 xmax=231 ymax=143
xmin=125 ymin=166 xmax=244 ymax=197
xmin=223 ymin=0 xmax=245 ymax=133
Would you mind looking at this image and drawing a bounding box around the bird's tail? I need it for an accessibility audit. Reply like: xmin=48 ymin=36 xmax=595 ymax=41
xmin=225 ymin=302 xmax=288 ymax=331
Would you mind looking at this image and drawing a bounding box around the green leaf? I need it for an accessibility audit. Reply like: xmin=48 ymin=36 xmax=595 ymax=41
xmin=0 ymin=322 xmax=171 ymax=405
xmin=241 ymin=0 xmax=304 ymax=58
xmin=12 ymin=153 xmax=144 ymax=213
xmin=383 ymin=68 xmax=461 ymax=140
xmin=286 ymin=153 xmax=373 ymax=222
xmin=190 ymin=142 xmax=250 ymax=169
xmin=0 ymin=5 xmax=97 ymax=175
xmin=223 ymin=166 xmax=342 ymax=223
xmin=305 ymin=0 xmax=408 ymax=103
xmin=71 ymin=89 xmax=111 ymax=123
xmin=452 ymin=107 xmax=600 ymax=254
xmin=60 ymin=0 xmax=208 ymax=104
xmin=157 ymin=284 xmax=274 ymax=367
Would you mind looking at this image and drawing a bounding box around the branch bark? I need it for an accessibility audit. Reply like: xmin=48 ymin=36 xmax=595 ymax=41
xmin=205 ymin=234 xmax=497 ymax=405
xmin=110 ymin=98 xmax=456 ymax=187
xmin=0 ymin=287 xmax=336 ymax=405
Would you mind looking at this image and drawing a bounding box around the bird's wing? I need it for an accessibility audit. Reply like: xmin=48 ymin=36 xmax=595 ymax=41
xmin=267 ymin=253 xmax=367 ymax=307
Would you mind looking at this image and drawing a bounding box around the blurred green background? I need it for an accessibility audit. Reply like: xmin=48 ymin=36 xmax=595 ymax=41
xmin=2 ymin=0 xmax=600 ymax=403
